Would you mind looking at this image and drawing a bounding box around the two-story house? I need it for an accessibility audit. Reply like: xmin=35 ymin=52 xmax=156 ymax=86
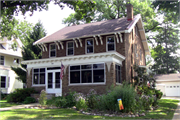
xmin=0 ymin=37 xmax=23 ymax=94
xmin=22 ymin=4 xmax=150 ymax=96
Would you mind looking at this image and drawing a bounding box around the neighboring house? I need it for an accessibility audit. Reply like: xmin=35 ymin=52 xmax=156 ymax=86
xmin=0 ymin=37 xmax=23 ymax=93
xmin=22 ymin=4 xmax=150 ymax=96
xmin=155 ymin=73 xmax=180 ymax=96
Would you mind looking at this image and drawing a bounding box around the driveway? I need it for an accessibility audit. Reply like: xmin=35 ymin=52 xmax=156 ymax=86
xmin=162 ymin=96 xmax=180 ymax=120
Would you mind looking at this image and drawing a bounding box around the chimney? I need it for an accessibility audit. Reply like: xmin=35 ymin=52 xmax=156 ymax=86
xmin=126 ymin=4 xmax=133 ymax=21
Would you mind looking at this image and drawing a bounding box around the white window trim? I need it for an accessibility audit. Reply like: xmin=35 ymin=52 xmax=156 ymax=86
xmin=85 ymin=38 xmax=94 ymax=54
xmin=49 ymin=43 xmax=56 ymax=58
xmin=106 ymin=35 xmax=116 ymax=52
xmin=0 ymin=55 xmax=5 ymax=66
xmin=0 ymin=76 xmax=7 ymax=88
xmin=66 ymin=41 xmax=74 ymax=56
xmin=32 ymin=68 xmax=46 ymax=86
xmin=69 ymin=62 xmax=106 ymax=86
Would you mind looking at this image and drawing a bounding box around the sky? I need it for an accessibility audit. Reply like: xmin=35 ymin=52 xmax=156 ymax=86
xmin=15 ymin=2 xmax=74 ymax=36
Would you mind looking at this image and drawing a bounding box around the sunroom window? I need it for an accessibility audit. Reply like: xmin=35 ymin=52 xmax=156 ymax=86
xmin=0 ymin=56 xmax=4 ymax=65
xmin=116 ymin=64 xmax=121 ymax=83
xmin=70 ymin=63 xmax=105 ymax=84
xmin=33 ymin=68 xmax=45 ymax=85
xmin=1 ymin=76 xmax=6 ymax=88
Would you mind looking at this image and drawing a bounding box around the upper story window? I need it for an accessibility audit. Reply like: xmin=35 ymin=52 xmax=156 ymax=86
xmin=0 ymin=56 xmax=4 ymax=65
xmin=1 ymin=76 xmax=6 ymax=88
xmin=107 ymin=36 xmax=115 ymax=51
xmin=116 ymin=64 xmax=122 ymax=83
xmin=14 ymin=58 xmax=20 ymax=64
xmin=69 ymin=63 xmax=105 ymax=84
xmin=33 ymin=68 xmax=46 ymax=85
xmin=67 ymin=41 xmax=74 ymax=55
xmin=86 ymin=39 xmax=94 ymax=53
xmin=50 ymin=44 xmax=56 ymax=57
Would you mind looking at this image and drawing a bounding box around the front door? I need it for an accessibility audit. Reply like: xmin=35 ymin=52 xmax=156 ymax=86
xmin=46 ymin=70 xmax=62 ymax=96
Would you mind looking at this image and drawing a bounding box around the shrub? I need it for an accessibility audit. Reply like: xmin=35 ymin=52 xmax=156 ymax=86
xmin=74 ymin=93 xmax=88 ymax=111
xmin=96 ymin=84 xmax=138 ymax=113
xmin=86 ymin=89 xmax=98 ymax=109
xmin=64 ymin=91 xmax=76 ymax=108
xmin=6 ymin=88 xmax=36 ymax=103
xmin=155 ymin=89 xmax=163 ymax=99
xmin=54 ymin=96 xmax=67 ymax=108
xmin=0 ymin=90 xmax=8 ymax=100
xmin=23 ymin=97 xmax=36 ymax=104
xmin=38 ymin=90 xmax=47 ymax=106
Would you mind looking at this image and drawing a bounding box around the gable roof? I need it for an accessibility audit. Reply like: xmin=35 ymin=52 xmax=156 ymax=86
xmin=34 ymin=14 xmax=150 ymax=55
xmin=154 ymin=73 xmax=180 ymax=81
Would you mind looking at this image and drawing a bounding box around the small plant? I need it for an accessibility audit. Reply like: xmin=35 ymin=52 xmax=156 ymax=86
xmin=64 ymin=91 xmax=76 ymax=107
xmin=23 ymin=97 xmax=36 ymax=104
xmin=74 ymin=93 xmax=87 ymax=111
xmin=86 ymin=89 xmax=98 ymax=109
xmin=38 ymin=90 xmax=47 ymax=106
xmin=54 ymin=96 xmax=67 ymax=108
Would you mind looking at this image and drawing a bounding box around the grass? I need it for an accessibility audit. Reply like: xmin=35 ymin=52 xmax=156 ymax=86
xmin=0 ymin=99 xmax=179 ymax=119
xmin=0 ymin=100 xmax=20 ymax=108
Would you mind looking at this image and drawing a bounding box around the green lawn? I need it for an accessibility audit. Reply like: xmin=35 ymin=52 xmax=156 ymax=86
xmin=0 ymin=99 xmax=179 ymax=119
xmin=0 ymin=100 xmax=20 ymax=108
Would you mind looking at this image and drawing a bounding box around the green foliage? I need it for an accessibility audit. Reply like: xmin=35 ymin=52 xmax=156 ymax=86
xmin=75 ymin=98 xmax=88 ymax=111
xmin=6 ymin=88 xmax=36 ymax=103
xmin=150 ymin=22 xmax=180 ymax=74
xmin=64 ymin=91 xmax=76 ymax=107
xmin=96 ymin=84 xmax=138 ymax=113
xmin=155 ymin=89 xmax=163 ymax=99
xmin=23 ymin=97 xmax=36 ymax=104
xmin=86 ymin=89 xmax=98 ymax=109
xmin=38 ymin=90 xmax=47 ymax=106
xmin=0 ymin=91 xmax=8 ymax=100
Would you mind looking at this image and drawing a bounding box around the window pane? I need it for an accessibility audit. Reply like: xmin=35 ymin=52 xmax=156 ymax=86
xmin=68 ymin=42 xmax=73 ymax=47
xmin=82 ymin=71 xmax=92 ymax=83
xmin=50 ymin=44 xmax=56 ymax=50
xmin=50 ymin=51 xmax=56 ymax=57
xmin=68 ymin=49 xmax=73 ymax=55
xmin=93 ymin=70 xmax=104 ymax=82
xmin=70 ymin=71 xmax=80 ymax=83
xmin=81 ymin=65 xmax=92 ymax=69
xmin=33 ymin=74 xmax=39 ymax=84
xmin=87 ymin=46 xmax=93 ymax=53
xmin=48 ymin=73 xmax=53 ymax=88
xmin=93 ymin=63 xmax=104 ymax=69
xmin=107 ymin=37 xmax=114 ymax=43
xmin=40 ymin=73 xmax=45 ymax=84
xmin=40 ymin=68 xmax=45 ymax=72
xmin=70 ymin=66 xmax=80 ymax=70
xmin=55 ymin=72 xmax=60 ymax=88
xmin=108 ymin=44 xmax=115 ymax=51
xmin=0 ymin=56 xmax=4 ymax=60
xmin=87 ymin=40 xmax=93 ymax=45
xmin=34 ymin=69 xmax=39 ymax=73
xmin=1 ymin=76 xmax=6 ymax=88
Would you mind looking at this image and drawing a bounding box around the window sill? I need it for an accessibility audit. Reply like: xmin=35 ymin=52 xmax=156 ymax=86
xmin=32 ymin=85 xmax=46 ymax=87
xmin=68 ymin=83 xmax=106 ymax=86
xmin=116 ymin=83 xmax=123 ymax=85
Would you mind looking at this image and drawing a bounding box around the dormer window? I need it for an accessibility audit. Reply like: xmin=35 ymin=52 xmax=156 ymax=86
xmin=107 ymin=36 xmax=115 ymax=51
xmin=50 ymin=44 xmax=56 ymax=57
xmin=67 ymin=41 xmax=74 ymax=55
xmin=86 ymin=39 xmax=94 ymax=54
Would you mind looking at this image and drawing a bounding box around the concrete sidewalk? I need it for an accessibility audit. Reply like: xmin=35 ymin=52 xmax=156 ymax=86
xmin=0 ymin=103 xmax=39 ymax=111
xmin=162 ymin=96 xmax=180 ymax=120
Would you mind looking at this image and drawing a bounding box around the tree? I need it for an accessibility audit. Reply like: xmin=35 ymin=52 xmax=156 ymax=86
xmin=1 ymin=0 xmax=95 ymax=39
xmin=62 ymin=0 xmax=158 ymax=33
xmin=11 ymin=21 xmax=46 ymax=84
xmin=150 ymin=22 xmax=180 ymax=74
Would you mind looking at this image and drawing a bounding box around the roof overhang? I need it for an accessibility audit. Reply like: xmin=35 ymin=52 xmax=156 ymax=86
xmin=22 ymin=51 xmax=125 ymax=68
xmin=0 ymin=49 xmax=22 ymax=58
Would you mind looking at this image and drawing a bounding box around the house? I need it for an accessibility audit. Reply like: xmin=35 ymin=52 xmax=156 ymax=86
xmin=0 ymin=37 xmax=24 ymax=94
xmin=155 ymin=73 xmax=180 ymax=96
xmin=22 ymin=4 xmax=150 ymax=96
